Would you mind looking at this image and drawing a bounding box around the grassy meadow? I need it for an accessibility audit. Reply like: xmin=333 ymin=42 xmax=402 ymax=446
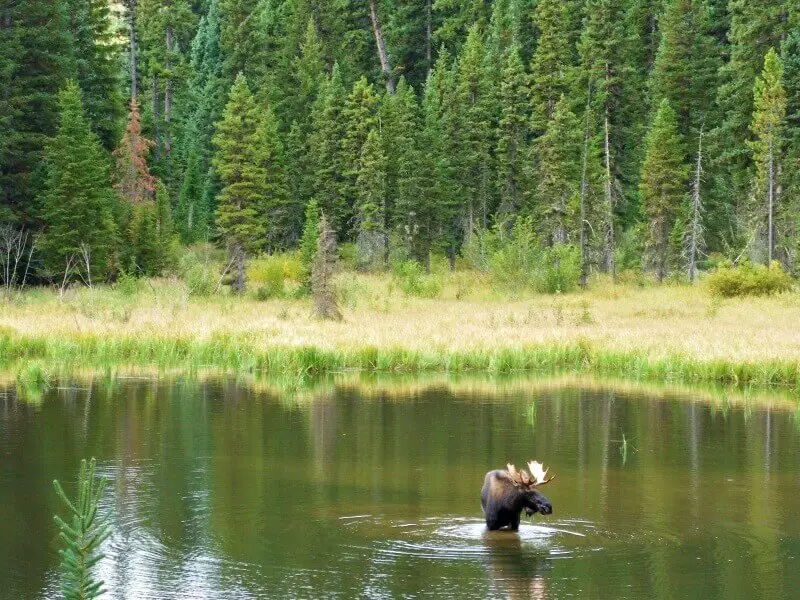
xmin=3 ymin=250 xmax=800 ymax=389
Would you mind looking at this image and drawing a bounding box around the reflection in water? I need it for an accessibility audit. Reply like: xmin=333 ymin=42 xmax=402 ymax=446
xmin=0 ymin=377 xmax=799 ymax=599
xmin=482 ymin=531 xmax=551 ymax=600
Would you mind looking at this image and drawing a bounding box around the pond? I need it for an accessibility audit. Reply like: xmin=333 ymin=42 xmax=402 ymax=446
xmin=1 ymin=377 xmax=799 ymax=599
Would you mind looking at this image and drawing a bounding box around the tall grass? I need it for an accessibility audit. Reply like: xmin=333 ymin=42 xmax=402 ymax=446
xmin=3 ymin=330 xmax=800 ymax=389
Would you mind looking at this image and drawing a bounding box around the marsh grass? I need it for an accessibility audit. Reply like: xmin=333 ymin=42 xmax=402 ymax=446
xmin=3 ymin=274 xmax=800 ymax=390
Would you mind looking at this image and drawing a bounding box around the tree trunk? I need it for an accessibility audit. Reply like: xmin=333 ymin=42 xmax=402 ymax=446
xmin=689 ymin=126 xmax=703 ymax=283
xmin=603 ymin=111 xmax=615 ymax=280
xmin=127 ymin=1 xmax=138 ymax=100
xmin=579 ymin=83 xmax=592 ymax=289
xmin=234 ymin=243 xmax=245 ymax=294
xmin=152 ymin=73 xmax=160 ymax=160
xmin=369 ymin=0 xmax=395 ymax=95
xmin=425 ymin=0 xmax=432 ymax=76
xmin=165 ymin=25 xmax=174 ymax=166
xmin=768 ymin=134 xmax=775 ymax=266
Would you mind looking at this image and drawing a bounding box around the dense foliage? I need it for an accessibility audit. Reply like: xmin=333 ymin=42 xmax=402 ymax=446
xmin=2 ymin=0 xmax=800 ymax=290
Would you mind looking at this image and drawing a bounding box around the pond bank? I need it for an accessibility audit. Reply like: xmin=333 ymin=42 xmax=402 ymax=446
xmin=3 ymin=280 xmax=800 ymax=390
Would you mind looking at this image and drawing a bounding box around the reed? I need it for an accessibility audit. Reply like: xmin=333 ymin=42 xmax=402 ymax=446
xmin=3 ymin=329 xmax=800 ymax=389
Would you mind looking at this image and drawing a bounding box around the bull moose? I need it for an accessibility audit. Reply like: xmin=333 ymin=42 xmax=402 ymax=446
xmin=481 ymin=460 xmax=555 ymax=531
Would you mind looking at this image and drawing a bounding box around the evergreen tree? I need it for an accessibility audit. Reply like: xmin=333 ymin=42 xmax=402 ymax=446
xmin=177 ymin=0 xmax=225 ymax=242
xmin=529 ymin=0 xmax=572 ymax=131
xmin=649 ymin=0 xmax=721 ymax=137
xmin=256 ymin=104 xmax=295 ymax=250
xmin=781 ymin=31 xmax=800 ymax=269
xmin=533 ymin=95 xmax=583 ymax=246
xmin=577 ymin=0 xmax=629 ymax=275
xmin=212 ymin=74 xmax=266 ymax=293
xmin=456 ymin=25 xmax=494 ymax=232
xmin=341 ymin=76 xmax=380 ymax=235
xmin=114 ymin=99 xmax=157 ymax=206
xmin=65 ymin=0 xmax=123 ymax=149
xmin=39 ymin=82 xmax=117 ymax=280
xmin=291 ymin=18 xmax=326 ymax=131
xmin=640 ymin=99 xmax=689 ymax=282
xmin=309 ymin=64 xmax=349 ymax=236
xmin=138 ymin=0 xmax=198 ymax=183
xmin=433 ymin=0 xmax=491 ymax=53
xmin=355 ymin=128 xmax=388 ymax=269
xmin=421 ymin=49 xmax=462 ymax=267
xmin=0 ymin=0 xmax=74 ymax=220
xmin=382 ymin=78 xmax=427 ymax=262
xmin=495 ymin=46 xmax=530 ymax=222
xmin=748 ymin=48 xmax=786 ymax=266
xmin=53 ymin=458 xmax=110 ymax=600
xmin=714 ymin=0 xmax=788 ymax=222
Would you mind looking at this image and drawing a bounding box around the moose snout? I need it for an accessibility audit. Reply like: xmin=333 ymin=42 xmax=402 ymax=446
xmin=538 ymin=501 xmax=553 ymax=515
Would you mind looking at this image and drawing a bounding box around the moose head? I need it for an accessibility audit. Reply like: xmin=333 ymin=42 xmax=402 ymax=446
xmin=481 ymin=460 xmax=555 ymax=531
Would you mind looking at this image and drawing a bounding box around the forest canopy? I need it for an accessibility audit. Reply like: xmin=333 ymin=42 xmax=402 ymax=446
xmin=1 ymin=0 xmax=799 ymax=288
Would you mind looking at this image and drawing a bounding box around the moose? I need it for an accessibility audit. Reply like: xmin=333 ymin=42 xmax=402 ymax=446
xmin=481 ymin=460 xmax=555 ymax=531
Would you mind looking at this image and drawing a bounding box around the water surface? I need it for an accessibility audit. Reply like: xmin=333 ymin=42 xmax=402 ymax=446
xmin=1 ymin=377 xmax=799 ymax=599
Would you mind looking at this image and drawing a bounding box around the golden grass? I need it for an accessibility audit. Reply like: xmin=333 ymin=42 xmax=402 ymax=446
xmin=2 ymin=273 xmax=799 ymax=365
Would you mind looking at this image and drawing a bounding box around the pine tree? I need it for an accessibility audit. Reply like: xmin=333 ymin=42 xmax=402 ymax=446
xmin=640 ymin=99 xmax=689 ymax=282
xmin=256 ymin=104 xmax=295 ymax=251
xmin=715 ymin=0 xmax=788 ymax=219
xmin=533 ymin=95 xmax=583 ymax=246
xmin=355 ymin=128 xmax=388 ymax=270
xmin=649 ymin=0 xmax=721 ymax=137
xmin=529 ymin=0 xmax=571 ymax=132
xmin=138 ymin=0 xmax=198 ymax=183
xmin=309 ymin=64 xmax=349 ymax=236
xmin=39 ymin=82 xmax=117 ymax=281
xmin=65 ymin=0 xmax=124 ymax=149
xmin=421 ymin=49 xmax=462 ymax=268
xmin=382 ymin=78 xmax=426 ymax=262
xmin=177 ymin=0 xmax=225 ymax=242
xmin=781 ymin=31 xmax=800 ymax=269
xmin=577 ymin=0 xmax=629 ymax=276
xmin=495 ymin=46 xmax=530 ymax=223
xmin=53 ymin=458 xmax=110 ymax=600
xmin=291 ymin=18 xmax=326 ymax=131
xmin=747 ymin=48 xmax=786 ymax=266
xmin=0 ymin=0 xmax=74 ymax=220
xmin=456 ymin=25 xmax=494 ymax=232
xmin=433 ymin=0 xmax=491 ymax=53
xmin=114 ymin=99 xmax=157 ymax=205
xmin=212 ymin=74 xmax=267 ymax=293
xmin=341 ymin=76 xmax=380 ymax=235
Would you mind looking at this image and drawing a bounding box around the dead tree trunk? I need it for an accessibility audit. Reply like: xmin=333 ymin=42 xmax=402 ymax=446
xmin=688 ymin=126 xmax=704 ymax=282
xmin=312 ymin=213 xmax=342 ymax=321
xmin=579 ymin=83 xmax=592 ymax=289
xmin=369 ymin=0 xmax=395 ymax=95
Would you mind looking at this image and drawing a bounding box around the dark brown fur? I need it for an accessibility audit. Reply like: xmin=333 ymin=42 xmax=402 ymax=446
xmin=481 ymin=470 xmax=552 ymax=531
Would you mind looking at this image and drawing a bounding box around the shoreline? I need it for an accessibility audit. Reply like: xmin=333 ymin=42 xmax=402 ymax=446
xmin=4 ymin=332 xmax=800 ymax=391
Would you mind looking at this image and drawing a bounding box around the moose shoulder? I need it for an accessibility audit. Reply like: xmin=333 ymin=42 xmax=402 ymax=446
xmin=481 ymin=461 xmax=554 ymax=531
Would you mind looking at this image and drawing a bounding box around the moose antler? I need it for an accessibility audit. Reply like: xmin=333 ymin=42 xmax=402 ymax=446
xmin=527 ymin=460 xmax=556 ymax=486
xmin=506 ymin=461 xmax=556 ymax=488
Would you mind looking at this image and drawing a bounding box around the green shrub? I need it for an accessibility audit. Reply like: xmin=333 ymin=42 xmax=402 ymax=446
xmin=707 ymin=261 xmax=793 ymax=297
xmin=482 ymin=217 xmax=580 ymax=294
xmin=533 ymin=244 xmax=581 ymax=294
xmin=178 ymin=253 xmax=215 ymax=297
xmin=392 ymin=260 xmax=442 ymax=298
xmin=115 ymin=270 xmax=140 ymax=296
